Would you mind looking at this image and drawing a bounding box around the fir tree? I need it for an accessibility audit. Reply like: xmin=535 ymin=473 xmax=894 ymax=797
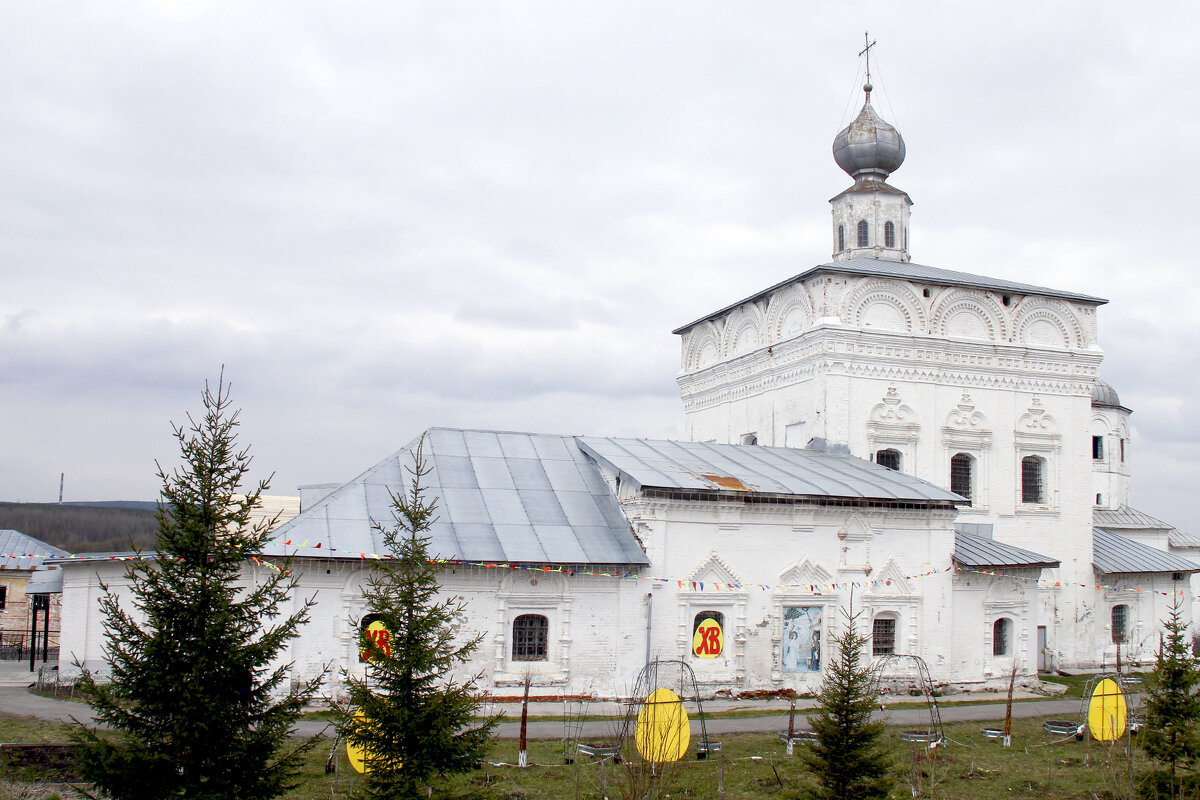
xmin=341 ymin=436 xmax=498 ymax=800
xmin=800 ymin=604 xmax=892 ymax=800
xmin=1141 ymin=592 xmax=1200 ymax=797
xmin=72 ymin=374 xmax=321 ymax=800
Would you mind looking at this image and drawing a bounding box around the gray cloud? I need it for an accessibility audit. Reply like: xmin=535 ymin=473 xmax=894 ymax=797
xmin=2 ymin=1 xmax=1199 ymax=538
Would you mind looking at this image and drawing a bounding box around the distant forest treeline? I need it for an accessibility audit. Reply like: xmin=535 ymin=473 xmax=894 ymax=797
xmin=0 ymin=502 xmax=159 ymax=553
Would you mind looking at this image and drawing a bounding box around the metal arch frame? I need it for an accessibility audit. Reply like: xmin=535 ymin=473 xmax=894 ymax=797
xmin=869 ymin=653 xmax=945 ymax=745
xmin=615 ymin=659 xmax=712 ymax=761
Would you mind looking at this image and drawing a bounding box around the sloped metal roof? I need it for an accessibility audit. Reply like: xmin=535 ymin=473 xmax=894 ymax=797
xmin=673 ymin=256 xmax=1107 ymax=334
xmin=953 ymin=530 xmax=1059 ymax=569
xmin=0 ymin=529 xmax=68 ymax=570
xmin=1093 ymin=528 xmax=1200 ymax=575
xmin=575 ymin=437 xmax=963 ymax=504
xmin=1094 ymin=506 xmax=1200 ymax=549
xmin=265 ymin=429 xmax=650 ymax=566
xmin=25 ymin=567 xmax=63 ymax=594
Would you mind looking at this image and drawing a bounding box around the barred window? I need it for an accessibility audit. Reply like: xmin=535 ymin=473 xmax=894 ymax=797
xmin=1092 ymin=436 xmax=1104 ymax=460
xmin=1021 ymin=456 xmax=1044 ymax=504
xmin=1111 ymin=605 xmax=1128 ymax=644
xmin=872 ymin=617 xmax=896 ymax=656
xmin=857 ymin=219 xmax=869 ymax=248
xmin=838 ymin=224 xmax=845 ymax=252
xmin=993 ymin=618 xmax=1011 ymax=656
xmin=513 ymin=614 xmax=549 ymax=661
xmin=884 ymin=221 xmax=895 ymax=248
xmin=875 ymin=449 xmax=901 ymax=471
xmin=950 ymin=453 xmax=973 ymax=504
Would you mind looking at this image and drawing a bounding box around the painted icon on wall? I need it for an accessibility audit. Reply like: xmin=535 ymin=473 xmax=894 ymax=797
xmin=782 ymin=606 xmax=822 ymax=673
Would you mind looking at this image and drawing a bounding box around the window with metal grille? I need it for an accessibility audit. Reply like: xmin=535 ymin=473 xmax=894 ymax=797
xmin=875 ymin=449 xmax=901 ymax=471
xmin=512 ymin=614 xmax=549 ymax=661
xmin=1092 ymin=436 xmax=1104 ymax=460
xmin=872 ymin=617 xmax=896 ymax=655
xmin=950 ymin=453 xmax=973 ymax=504
xmin=993 ymin=618 xmax=1010 ymax=656
xmin=884 ymin=221 xmax=895 ymax=248
xmin=857 ymin=220 xmax=869 ymax=248
xmin=1111 ymin=605 xmax=1128 ymax=644
xmin=1021 ymin=456 xmax=1043 ymax=503
xmin=838 ymin=224 xmax=845 ymax=252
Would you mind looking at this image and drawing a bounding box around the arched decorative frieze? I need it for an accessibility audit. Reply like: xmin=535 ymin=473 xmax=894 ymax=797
xmin=841 ymin=278 xmax=927 ymax=333
xmin=930 ymin=290 xmax=1007 ymax=342
xmin=765 ymin=284 xmax=816 ymax=342
xmin=685 ymin=322 xmax=723 ymax=372
xmin=722 ymin=306 xmax=766 ymax=358
xmin=1012 ymin=298 xmax=1085 ymax=349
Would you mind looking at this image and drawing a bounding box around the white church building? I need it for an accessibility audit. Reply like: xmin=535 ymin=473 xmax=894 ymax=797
xmin=56 ymin=77 xmax=1200 ymax=699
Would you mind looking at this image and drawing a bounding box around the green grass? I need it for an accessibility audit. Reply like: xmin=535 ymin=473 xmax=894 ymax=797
xmin=2 ymin=708 xmax=1177 ymax=800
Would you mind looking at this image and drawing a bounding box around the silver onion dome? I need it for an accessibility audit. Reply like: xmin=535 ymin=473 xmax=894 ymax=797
xmin=832 ymin=84 xmax=906 ymax=182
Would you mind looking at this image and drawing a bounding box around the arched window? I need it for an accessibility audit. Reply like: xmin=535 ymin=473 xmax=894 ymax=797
xmin=513 ymin=614 xmax=549 ymax=661
xmin=884 ymin=221 xmax=895 ymax=248
xmin=1111 ymin=605 xmax=1128 ymax=644
xmin=950 ymin=453 xmax=973 ymax=505
xmin=358 ymin=613 xmax=389 ymax=662
xmin=692 ymin=611 xmax=724 ymax=658
xmin=857 ymin=219 xmax=869 ymax=248
xmin=993 ymin=618 xmax=1011 ymax=656
xmin=872 ymin=615 xmax=896 ymax=655
xmin=837 ymin=224 xmax=845 ymax=252
xmin=875 ymin=448 xmax=901 ymax=471
xmin=1021 ymin=456 xmax=1044 ymax=503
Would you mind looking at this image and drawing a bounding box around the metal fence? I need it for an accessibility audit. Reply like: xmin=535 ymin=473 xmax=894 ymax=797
xmin=0 ymin=630 xmax=60 ymax=662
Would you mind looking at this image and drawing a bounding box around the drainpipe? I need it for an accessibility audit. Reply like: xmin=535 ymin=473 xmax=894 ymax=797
xmin=645 ymin=592 xmax=653 ymax=665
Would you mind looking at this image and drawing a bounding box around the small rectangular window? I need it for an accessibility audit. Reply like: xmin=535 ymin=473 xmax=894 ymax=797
xmin=513 ymin=614 xmax=549 ymax=661
xmin=1111 ymin=605 xmax=1127 ymax=644
xmin=0 ymin=586 xmax=6 ymax=611
xmin=1092 ymin=436 xmax=1104 ymax=460
xmin=1120 ymin=438 xmax=1126 ymax=462
xmin=872 ymin=617 xmax=896 ymax=656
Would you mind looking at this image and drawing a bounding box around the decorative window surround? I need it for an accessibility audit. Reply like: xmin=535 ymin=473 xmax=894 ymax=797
xmin=678 ymin=552 xmax=747 ymax=684
xmin=866 ymin=386 xmax=920 ymax=475
xmin=863 ymin=559 xmax=920 ymax=658
xmin=942 ymin=392 xmax=992 ymax=511
xmin=494 ymin=573 xmax=572 ymax=686
xmin=1014 ymin=396 xmax=1061 ymax=512
xmin=770 ymin=558 xmax=835 ymax=682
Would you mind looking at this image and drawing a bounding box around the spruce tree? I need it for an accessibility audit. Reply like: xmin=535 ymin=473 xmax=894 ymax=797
xmin=1142 ymin=592 xmax=1200 ymax=797
xmin=72 ymin=374 xmax=321 ymax=800
xmin=341 ymin=436 xmax=498 ymax=799
xmin=800 ymin=604 xmax=892 ymax=800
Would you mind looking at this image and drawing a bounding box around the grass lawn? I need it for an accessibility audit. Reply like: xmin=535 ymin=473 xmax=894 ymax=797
xmin=0 ymin=708 xmax=1169 ymax=800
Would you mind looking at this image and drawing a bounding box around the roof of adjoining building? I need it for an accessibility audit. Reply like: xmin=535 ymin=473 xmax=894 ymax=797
xmin=1092 ymin=528 xmax=1200 ymax=575
xmin=1094 ymin=505 xmax=1200 ymax=549
xmin=952 ymin=529 xmax=1060 ymax=570
xmin=0 ymin=529 xmax=68 ymax=571
xmin=576 ymin=437 xmax=963 ymax=504
xmin=266 ymin=429 xmax=651 ymax=566
xmin=673 ymin=256 xmax=1108 ymax=334
xmin=263 ymin=428 xmax=963 ymax=566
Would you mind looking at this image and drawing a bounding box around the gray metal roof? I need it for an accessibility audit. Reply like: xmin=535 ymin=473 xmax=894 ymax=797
xmin=1095 ymin=505 xmax=1173 ymax=531
xmin=575 ymin=437 xmax=963 ymax=504
xmin=265 ymin=429 xmax=650 ymax=566
xmin=1093 ymin=506 xmax=1200 ymax=548
xmin=1093 ymin=528 xmax=1200 ymax=575
xmin=953 ymin=530 xmax=1059 ymax=569
xmin=25 ymin=567 xmax=63 ymax=594
xmin=673 ymin=256 xmax=1107 ymax=334
xmin=0 ymin=529 xmax=68 ymax=570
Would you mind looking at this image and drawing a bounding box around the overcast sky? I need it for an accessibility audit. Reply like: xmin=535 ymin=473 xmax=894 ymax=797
xmin=3 ymin=2 xmax=1198 ymax=536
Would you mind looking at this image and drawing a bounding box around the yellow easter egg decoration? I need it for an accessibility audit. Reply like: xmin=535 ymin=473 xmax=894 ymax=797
xmin=635 ymin=687 xmax=690 ymax=762
xmin=692 ymin=617 xmax=724 ymax=658
xmin=1087 ymin=678 xmax=1127 ymax=741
